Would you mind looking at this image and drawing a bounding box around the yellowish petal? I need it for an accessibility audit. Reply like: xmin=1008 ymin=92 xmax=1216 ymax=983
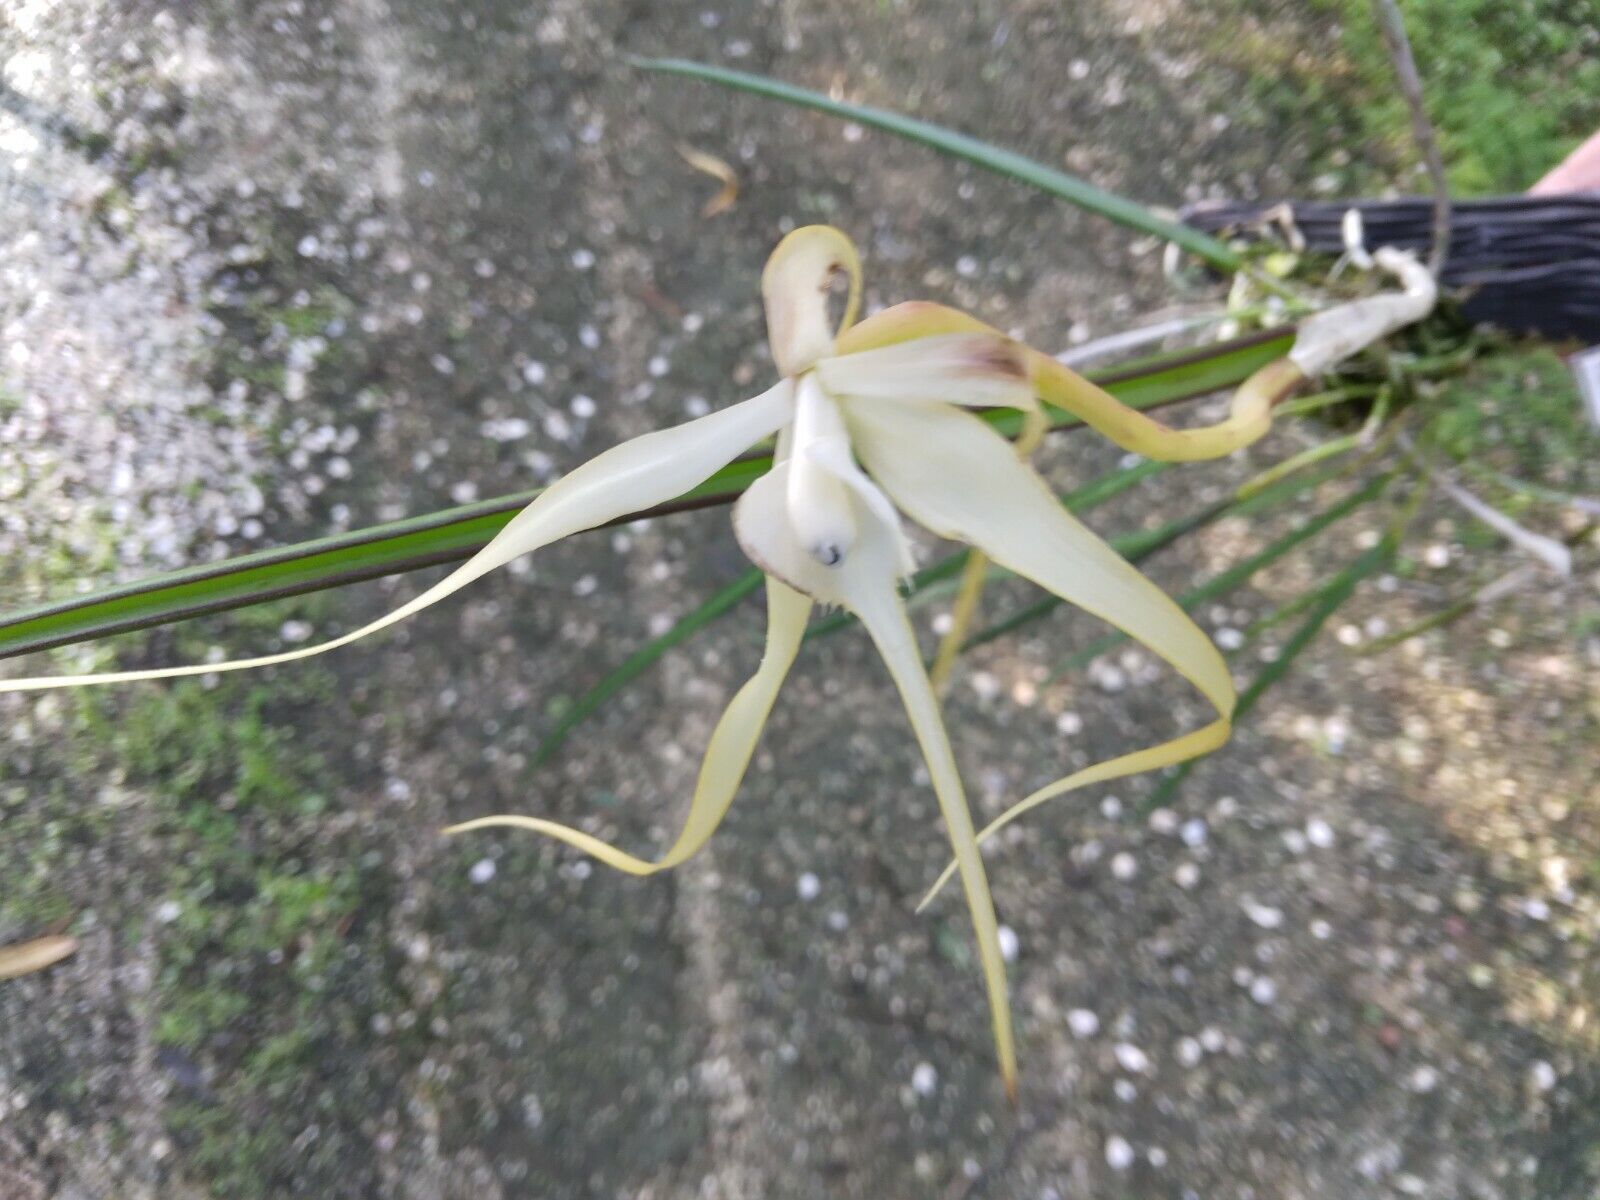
xmin=761 ymin=225 xmax=862 ymax=376
xmin=445 ymin=576 xmax=810 ymax=873
xmin=815 ymin=333 xmax=1034 ymax=411
xmin=849 ymin=564 xmax=1018 ymax=1104
xmin=0 ymin=382 xmax=795 ymax=695
xmin=846 ymin=398 xmax=1235 ymax=906
xmin=732 ymin=454 xmax=1017 ymax=1099
xmin=832 ymin=299 xmax=994 ymax=353
xmin=838 ymin=300 xmax=1290 ymax=461
xmin=917 ymin=720 xmax=1230 ymax=910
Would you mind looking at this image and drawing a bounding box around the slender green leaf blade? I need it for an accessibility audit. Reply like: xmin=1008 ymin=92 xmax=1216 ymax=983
xmin=634 ymin=57 xmax=1243 ymax=272
xmin=0 ymin=330 xmax=1294 ymax=661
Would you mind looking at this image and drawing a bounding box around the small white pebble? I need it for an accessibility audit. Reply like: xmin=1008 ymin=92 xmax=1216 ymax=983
xmin=155 ymin=900 xmax=183 ymax=924
xmin=279 ymin=619 xmax=313 ymax=643
xmin=1100 ymin=796 xmax=1124 ymax=820
xmin=1406 ymin=1065 xmax=1439 ymax=1094
xmin=1242 ymin=898 xmax=1284 ymax=929
xmin=796 ymin=872 xmax=820 ymax=902
xmin=1055 ymin=711 xmax=1083 ymax=736
xmin=1200 ymin=1027 xmax=1226 ymax=1053
xmin=480 ymin=417 xmax=531 ymax=442
xmin=1147 ymin=1146 xmax=1168 ymax=1168
xmin=570 ymin=247 xmax=595 ymax=270
xmin=647 ymin=355 xmax=670 ymax=377
xmin=1180 ymin=818 xmax=1208 ymax=847
xmin=1306 ymin=817 xmax=1335 ymax=848
xmin=911 ymin=1062 xmax=938 ymax=1097
xmin=468 ymin=858 xmax=496 ymax=885
xmin=1112 ymin=1079 xmax=1138 ymax=1102
xmin=1175 ymin=1036 xmax=1203 ymax=1067
xmin=1249 ymin=977 xmax=1278 ymax=1005
xmin=1105 ymin=1135 xmax=1135 ymax=1170
xmin=826 ymin=910 xmax=849 ymax=932
xmin=1531 ymin=1061 xmax=1557 ymax=1092
xmin=1310 ymin=918 xmax=1333 ymax=940
xmin=1174 ymin=862 xmax=1201 ymax=889
xmin=1067 ymin=1008 xmax=1100 ymax=1039
xmin=1113 ymin=1043 xmax=1149 ymax=1073
xmin=1146 ymin=807 xmax=1176 ymax=834
xmin=449 ymin=481 xmax=479 ymax=504
xmin=997 ymin=924 xmax=1020 ymax=962
xmin=1110 ymin=852 xmax=1138 ymax=881
xmin=570 ymin=394 xmax=597 ymax=419
xmin=521 ymin=360 xmax=547 ymax=385
xmin=1093 ymin=663 xmax=1128 ymax=693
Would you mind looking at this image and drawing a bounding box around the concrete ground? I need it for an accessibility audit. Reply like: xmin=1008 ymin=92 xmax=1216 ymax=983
xmin=2 ymin=1 xmax=1597 ymax=1197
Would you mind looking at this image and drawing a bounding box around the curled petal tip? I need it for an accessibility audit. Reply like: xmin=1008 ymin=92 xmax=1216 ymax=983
xmin=761 ymin=225 xmax=862 ymax=375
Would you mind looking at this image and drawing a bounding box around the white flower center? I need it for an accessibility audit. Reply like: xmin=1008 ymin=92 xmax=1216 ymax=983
xmin=786 ymin=372 xmax=858 ymax=566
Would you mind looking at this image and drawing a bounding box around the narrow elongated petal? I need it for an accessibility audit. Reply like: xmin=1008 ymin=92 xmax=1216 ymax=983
xmin=847 ymin=398 xmax=1235 ymax=902
xmin=837 ymin=300 xmax=1291 ymax=461
xmin=814 ymin=333 xmax=1034 ymax=410
xmin=0 ymin=383 xmax=794 ymax=694
xmin=918 ymin=718 xmax=1231 ymax=909
xmin=855 ymin=585 xmax=1019 ymax=1103
xmin=761 ymin=225 xmax=862 ymax=376
xmin=733 ymin=459 xmax=1017 ymax=1101
xmin=445 ymin=576 xmax=811 ymax=872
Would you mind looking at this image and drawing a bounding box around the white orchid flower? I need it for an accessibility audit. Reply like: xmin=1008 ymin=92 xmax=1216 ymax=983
xmin=5 ymin=226 xmax=1327 ymax=1100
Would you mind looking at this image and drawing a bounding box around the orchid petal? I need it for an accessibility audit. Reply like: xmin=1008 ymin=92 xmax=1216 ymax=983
xmin=0 ymin=382 xmax=794 ymax=695
xmin=733 ymin=457 xmax=1017 ymax=1100
xmin=846 ymin=398 xmax=1235 ymax=904
xmin=761 ymin=225 xmax=862 ymax=376
xmin=444 ymin=576 xmax=811 ymax=873
xmin=838 ymin=300 xmax=1292 ymax=461
xmin=849 ymin=562 xmax=1019 ymax=1104
xmin=815 ymin=333 xmax=1034 ymax=411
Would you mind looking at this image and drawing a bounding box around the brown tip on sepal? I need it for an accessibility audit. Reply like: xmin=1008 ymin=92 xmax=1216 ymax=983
xmin=961 ymin=335 xmax=1029 ymax=383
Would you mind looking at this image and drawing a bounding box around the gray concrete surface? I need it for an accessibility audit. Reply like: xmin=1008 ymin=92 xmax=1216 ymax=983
xmin=2 ymin=1 xmax=1597 ymax=1197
